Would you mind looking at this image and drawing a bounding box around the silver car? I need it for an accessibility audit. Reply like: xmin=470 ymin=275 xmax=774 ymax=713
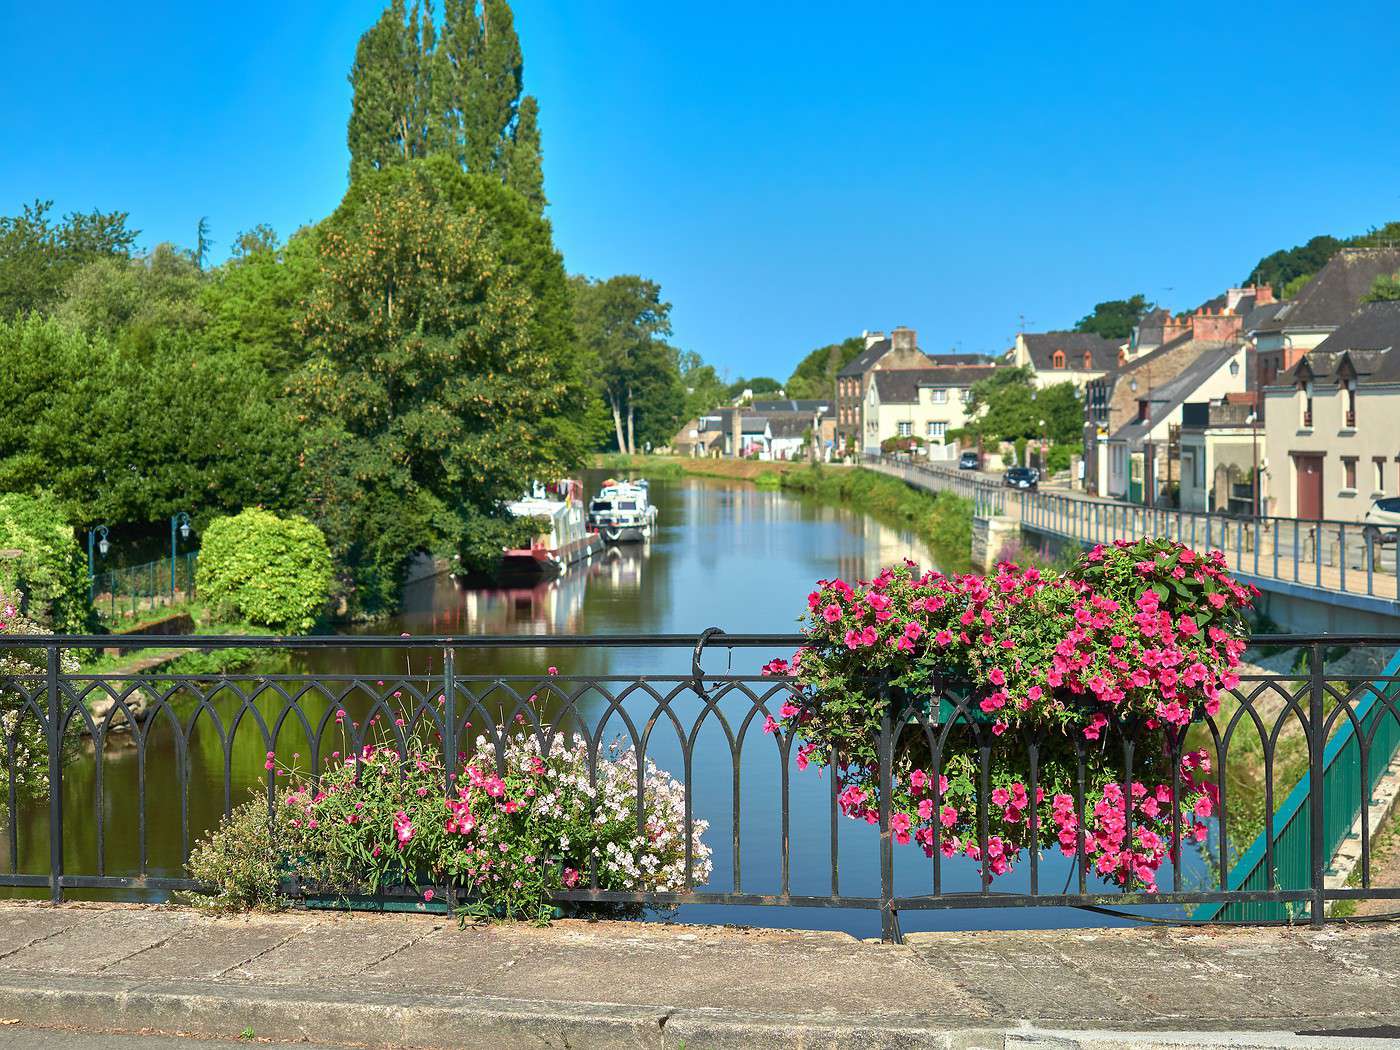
xmin=1362 ymin=496 xmax=1400 ymax=546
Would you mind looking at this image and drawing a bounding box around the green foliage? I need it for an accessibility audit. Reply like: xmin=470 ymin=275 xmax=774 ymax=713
xmin=1244 ymin=223 xmax=1400 ymax=293
xmin=53 ymin=244 xmax=207 ymax=346
xmin=1074 ymin=294 xmax=1149 ymax=340
xmin=0 ymin=595 xmax=80 ymax=815
xmin=0 ymin=315 xmax=300 ymax=529
xmin=965 ymin=367 xmax=1082 ymax=445
xmin=678 ymin=350 xmax=728 ymax=422
xmin=0 ymin=493 xmax=94 ymax=633
xmin=779 ymin=466 xmax=972 ymax=574
xmin=1367 ymin=271 xmax=1400 ymax=302
xmin=196 ymin=509 xmax=333 ymax=632
xmin=727 ymin=376 xmax=782 ymax=399
xmin=347 ymin=0 xmax=546 ymax=214
xmin=0 ymin=199 xmax=138 ymax=318
xmin=183 ymin=795 xmax=289 ymax=911
xmin=296 ymin=162 xmax=569 ymax=611
xmin=199 ymin=225 xmax=322 ymax=375
xmin=785 ymin=336 xmax=863 ymax=400
xmin=571 ymin=274 xmax=683 ymax=454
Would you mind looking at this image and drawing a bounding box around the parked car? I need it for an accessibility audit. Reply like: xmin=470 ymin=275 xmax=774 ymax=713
xmin=1363 ymin=495 xmax=1400 ymax=546
xmin=1003 ymin=466 xmax=1038 ymax=490
xmin=958 ymin=450 xmax=980 ymax=470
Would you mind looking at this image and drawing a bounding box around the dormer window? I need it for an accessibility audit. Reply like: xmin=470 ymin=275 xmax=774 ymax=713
xmin=1083 ymin=351 xmax=1093 ymax=369
xmin=1301 ymin=380 xmax=1314 ymax=428
xmin=1345 ymin=379 xmax=1357 ymax=428
xmin=1052 ymin=350 xmax=1066 ymax=369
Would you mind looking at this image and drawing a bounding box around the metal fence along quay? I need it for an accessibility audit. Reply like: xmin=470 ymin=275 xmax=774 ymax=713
xmin=865 ymin=455 xmax=1400 ymax=605
xmin=1 ymin=631 xmax=1399 ymax=942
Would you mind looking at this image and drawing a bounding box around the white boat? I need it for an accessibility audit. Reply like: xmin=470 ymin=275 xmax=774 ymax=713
xmin=586 ymin=478 xmax=658 ymax=543
xmin=501 ymin=479 xmax=603 ymax=577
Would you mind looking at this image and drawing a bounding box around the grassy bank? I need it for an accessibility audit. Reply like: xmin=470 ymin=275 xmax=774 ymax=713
xmin=593 ymin=453 xmax=810 ymax=482
xmin=778 ymin=465 xmax=974 ymax=574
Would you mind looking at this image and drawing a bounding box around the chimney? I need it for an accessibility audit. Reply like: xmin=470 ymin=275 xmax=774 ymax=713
xmin=864 ymin=330 xmax=886 ymax=350
xmin=1254 ymin=284 xmax=1275 ymax=306
xmin=1193 ymin=309 xmax=1244 ymax=343
xmin=891 ymin=326 xmax=917 ymax=352
xmin=1162 ymin=313 xmax=1192 ymax=344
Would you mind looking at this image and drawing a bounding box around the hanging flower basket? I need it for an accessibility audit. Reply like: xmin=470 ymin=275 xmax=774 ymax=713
xmin=764 ymin=538 xmax=1257 ymax=891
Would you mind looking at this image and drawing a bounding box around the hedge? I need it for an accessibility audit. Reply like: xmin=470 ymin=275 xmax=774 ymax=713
xmin=195 ymin=508 xmax=333 ymax=632
xmin=0 ymin=493 xmax=93 ymax=633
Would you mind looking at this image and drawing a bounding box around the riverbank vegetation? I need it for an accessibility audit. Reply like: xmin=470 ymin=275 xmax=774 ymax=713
xmin=778 ymin=466 xmax=974 ymax=574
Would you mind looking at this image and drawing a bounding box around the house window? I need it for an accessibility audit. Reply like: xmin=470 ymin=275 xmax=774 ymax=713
xmin=927 ymin=421 xmax=947 ymax=440
xmin=1137 ymin=400 xmax=1149 ymax=422
xmin=897 ymin=421 xmax=912 ymax=438
xmin=1345 ymin=381 xmax=1357 ymax=428
xmin=1052 ymin=351 xmax=1066 ymax=369
xmin=1083 ymin=351 xmax=1092 ymax=369
xmin=1343 ymin=456 xmax=1358 ymax=491
xmin=1375 ymin=457 xmax=1386 ymax=492
xmin=1301 ymin=382 xmax=1313 ymax=428
xmin=930 ymin=389 xmax=947 ymax=404
xmin=961 ymin=388 xmax=972 ymax=403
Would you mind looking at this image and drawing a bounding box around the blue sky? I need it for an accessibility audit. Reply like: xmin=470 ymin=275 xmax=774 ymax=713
xmin=4 ymin=1 xmax=1399 ymax=379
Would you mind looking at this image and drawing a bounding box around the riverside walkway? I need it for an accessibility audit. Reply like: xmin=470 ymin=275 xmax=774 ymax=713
xmin=0 ymin=903 xmax=1396 ymax=1048
xmin=864 ymin=455 xmax=1400 ymax=620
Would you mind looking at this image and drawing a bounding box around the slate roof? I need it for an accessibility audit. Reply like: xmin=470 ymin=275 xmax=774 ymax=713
xmin=1020 ymin=332 xmax=1121 ymax=371
xmin=836 ymin=338 xmax=892 ymax=377
xmin=766 ymin=414 xmax=811 ymax=439
xmin=750 ymin=399 xmax=831 ymax=414
xmin=871 ymin=366 xmax=999 ymax=403
xmin=1287 ymin=301 xmax=1400 ymax=386
xmin=1109 ymin=344 xmax=1242 ymax=444
xmin=928 ymin=352 xmax=995 ymax=365
xmin=1255 ymin=248 xmax=1400 ymax=333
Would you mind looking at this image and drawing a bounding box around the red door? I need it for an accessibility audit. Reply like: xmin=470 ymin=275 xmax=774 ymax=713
xmin=1294 ymin=454 xmax=1324 ymax=519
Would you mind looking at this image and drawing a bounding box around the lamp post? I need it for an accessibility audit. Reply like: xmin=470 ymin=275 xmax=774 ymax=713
xmin=170 ymin=512 xmax=193 ymax=602
xmin=87 ymin=525 xmax=110 ymax=602
xmin=1038 ymin=418 xmax=1047 ymax=472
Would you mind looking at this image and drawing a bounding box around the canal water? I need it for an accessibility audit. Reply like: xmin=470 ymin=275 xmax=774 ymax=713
xmin=17 ymin=472 xmax=1206 ymax=935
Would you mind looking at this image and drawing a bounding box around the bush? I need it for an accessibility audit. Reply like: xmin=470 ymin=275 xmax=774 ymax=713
xmin=0 ymin=592 xmax=78 ymax=813
xmin=0 ymin=493 xmax=93 ymax=633
xmin=189 ymin=722 xmax=711 ymax=919
xmin=184 ymin=796 xmax=289 ymax=911
xmin=196 ymin=509 xmax=333 ymax=632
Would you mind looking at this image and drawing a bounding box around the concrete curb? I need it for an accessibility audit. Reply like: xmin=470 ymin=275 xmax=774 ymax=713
xmin=0 ymin=976 xmax=1392 ymax=1050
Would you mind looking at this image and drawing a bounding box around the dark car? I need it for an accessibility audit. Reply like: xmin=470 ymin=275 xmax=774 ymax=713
xmin=958 ymin=450 xmax=980 ymax=470
xmin=1003 ymin=466 xmax=1038 ymax=490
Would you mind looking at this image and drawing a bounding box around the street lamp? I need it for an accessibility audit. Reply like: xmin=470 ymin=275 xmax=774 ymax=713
xmin=170 ymin=512 xmax=193 ymax=602
xmin=87 ymin=525 xmax=110 ymax=602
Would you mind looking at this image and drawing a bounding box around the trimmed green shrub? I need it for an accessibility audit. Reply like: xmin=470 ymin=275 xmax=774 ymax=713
xmin=0 ymin=493 xmax=93 ymax=633
xmin=195 ymin=509 xmax=333 ymax=632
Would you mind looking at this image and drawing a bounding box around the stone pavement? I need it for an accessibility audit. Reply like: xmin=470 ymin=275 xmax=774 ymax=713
xmin=0 ymin=902 xmax=1397 ymax=1048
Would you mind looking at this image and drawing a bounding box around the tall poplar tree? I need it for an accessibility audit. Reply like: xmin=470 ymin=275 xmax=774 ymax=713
xmin=348 ymin=0 xmax=545 ymax=212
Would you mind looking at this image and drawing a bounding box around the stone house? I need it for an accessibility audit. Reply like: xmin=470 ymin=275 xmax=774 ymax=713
xmin=1177 ymin=397 xmax=1262 ymax=515
xmin=833 ymin=327 xmax=933 ymax=452
xmin=861 ymin=365 xmax=1000 ymax=456
xmin=1262 ymin=301 xmax=1400 ymax=521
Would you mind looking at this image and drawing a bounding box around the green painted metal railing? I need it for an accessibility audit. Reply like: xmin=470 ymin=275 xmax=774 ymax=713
xmin=91 ymin=551 xmax=199 ymax=622
xmin=1197 ymin=645 xmax=1400 ymax=921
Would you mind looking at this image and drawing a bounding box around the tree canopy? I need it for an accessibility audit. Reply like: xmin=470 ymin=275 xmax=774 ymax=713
xmin=1367 ymin=271 xmax=1400 ymax=302
xmin=347 ymin=0 xmax=545 ymax=211
xmin=785 ymin=336 xmax=863 ymax=400
xmin=965 ymin=367 xmax=1082 ymax=445
xmin=1243 ymin=222 xmax=1400 ymax=293
xmin=1073 ymin=295 xmax=1149 ymax=341
xmin=0 ymin=199 xmax=138 ymax=318
xmin=296 ymin=161 xmax=574 ymax=610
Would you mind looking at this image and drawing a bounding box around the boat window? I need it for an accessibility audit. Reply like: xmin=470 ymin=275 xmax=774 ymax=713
xmin=618 ymin=501 xmax=638 ymax=510
xmin=590 ymin=501 xmax=612 ymax=512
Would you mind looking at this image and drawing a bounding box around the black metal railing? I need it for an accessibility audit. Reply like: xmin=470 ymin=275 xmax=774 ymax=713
xmin=2 ymin=631 xmax=1400 ymax=940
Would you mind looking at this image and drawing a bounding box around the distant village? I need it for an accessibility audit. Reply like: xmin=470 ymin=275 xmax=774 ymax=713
xmin=671 ymin=246 xmax=1400 ymax=525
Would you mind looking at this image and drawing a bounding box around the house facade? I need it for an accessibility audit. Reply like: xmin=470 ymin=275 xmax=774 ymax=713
xmin=834 ymin=327 xmax=933 ymax=452
xmin=1261 ymin=301 xmax=1400 ymax=521
xmin=1178 ymin=398 xmax=1261 ymax=515
xmin=1008 ymin=331 xmax=1121 ymax=390
xmin=861 ymin=365 xmax=998 ymax=456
